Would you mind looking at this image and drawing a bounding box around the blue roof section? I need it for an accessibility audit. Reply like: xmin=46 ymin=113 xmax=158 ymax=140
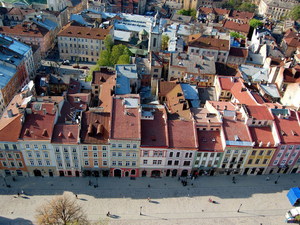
xmin=271 ymin=108 xmax=289 ymax=116
xmin=0 ymin=65 xmax=16 ymax=89
xmin=115 ymin=75 xmax=130 ymax=95
xmin=180 ymin=83 xmax=200 ymax=108
xmin=34 ymin=18 xmax=58 ymax=31
xmin=70 ymin=14 xmax=92 ymax=26
xmin=226 ymin=140 xmax=253 ymax=147
xmin=287 ymin=187 xmax=300 ymax=206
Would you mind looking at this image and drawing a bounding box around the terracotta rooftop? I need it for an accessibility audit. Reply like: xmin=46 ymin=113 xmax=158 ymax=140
xmin=168 ymin=120 xmax=198 ymax=149
xmin=198 ymin=7 xmax=230 ymax=16
xmin=80 ymin=110 xmax=110 ymax=144
xmin=274 ymin=110 xmax=300 ymax=144
xmin=191 ymin=107 xmax=222 ymax=126
xmin=19 ymin=102 xmax=56 ymax=141
xmin=110 ymin=95 xmax=141 ymax=140
xmin=58 ymin=22 xmax=112 ymax=40
xmin=245 ymin=105 xmax=274 ymax=121
xmin=222 ymin=117 xmax=252 ymax=143
xmin=52 ymin=124 xmax=79 ymax=144
xmin=141 ymin=106 xmax=168 ymax=147
xmin=197 ymin=130 xmax=224 ymax=152
xmin=207 ymin=101 xmax=236 ymax=111
xmin=98 ymin=75 xmax=116 ymax=112
xmin=229 ymin=47 xmax=248 ymax=58
xmin=67 ymin=93 xmax=91 ymax=111
xmin=0 ymin=22 xmax=49 ymax=37
xmin=223 ymin=20 xmax=250 ymax=34
xmin=68 ymin=79 xmax=82 ymax=94
xmin=188 ymin=35 xmax=230 ymax=51
xmin=249 ymin=126 xmax=276 ymax=148
xmin=7 ymin=7 xmax=36 ymax=16
xmin=165 ymin=84 xmax=192 ymax=121
xmin=251 ymin=92 xmax=266 ymax=104
xmin=229 ymin=10 xmax=254 ymax=20
xmin=158 ymin=81 xmax=177 ymax=97
xmin=231 ymin=78 xmax=258 ymax=105
xmin=282 ymin=68 xmax=300 ymax=83
xmin=92 ymin=68 xmax=115 ymax=85
xmin=0 ymin=114 xmax=22 ymax=142
xmin=218 ymin=76 xmax=235 ymax=90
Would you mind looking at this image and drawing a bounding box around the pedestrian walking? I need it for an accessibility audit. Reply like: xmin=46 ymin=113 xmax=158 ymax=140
xmin=147 ymin=197 xmax=151 ymax=202
xmin=75 ymin=194 xmax=78 ymax=199
xmin=265 ymin=176 xmax=270 ymax=181
xmin=106 ymin=211 xmax=111 ymax=217
xmin=17 ymin=193 xmax=20 ymax=197
xmin=21 ymin=190 xmax=24 ymax=195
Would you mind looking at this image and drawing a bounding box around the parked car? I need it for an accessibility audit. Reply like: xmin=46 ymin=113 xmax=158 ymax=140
xmin=73 ymin=65 xmax=80 ymax=68
xmin=80 ymin=66 xmax=89 ymax=69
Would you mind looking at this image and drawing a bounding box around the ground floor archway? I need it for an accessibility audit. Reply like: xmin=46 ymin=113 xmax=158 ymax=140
xmin=34 ymin=169 xmax=42 ymax=177
xmin=181 ymin=170 xmax=188 ymax=177
xmin=172 ymin=169 xmax=177 ymax=177
xmin=151 ymin=170 xmax=160 ymax=177
xmin=142 ymin=170 xmax=147 ymax=177
xmin=114 ymin=169 xmax=121 ymax=177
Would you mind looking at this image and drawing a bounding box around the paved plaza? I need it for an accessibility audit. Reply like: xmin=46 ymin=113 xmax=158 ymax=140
xmin=0 ymin=174 xmax=299 ymax=225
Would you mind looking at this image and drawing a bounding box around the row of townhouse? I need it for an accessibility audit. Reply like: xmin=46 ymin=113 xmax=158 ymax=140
xmin=0 ymin=83 xmax=299 ymax=178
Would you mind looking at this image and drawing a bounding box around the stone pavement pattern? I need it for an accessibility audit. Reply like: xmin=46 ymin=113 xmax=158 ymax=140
xmin=0 ymin=174 xmax=299 ymax=225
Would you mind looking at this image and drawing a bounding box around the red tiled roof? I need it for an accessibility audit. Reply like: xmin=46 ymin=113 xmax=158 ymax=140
xmin=80 ymin=111 xmax=110 ymax=144
xmin=110 ymin=95 xmax=141 ymax=140
xmin=92 ymin=68 xmax=115 ymax=85
xmin=141 ymin=107 xmax=168 ymax=147
xmin=223 ymin=117 xmax=252 ymax=143
xmin=19 ymin=102 xmax=56 ymax=141
xmin=188 ymin=35 xmax=230 ymax=51
xmin=0 ymin=114 xmax=22 ymax=142
xmin=168 ymin=120 xmax=198 ymax=149
xmin=159 ymin=81 xmax=177 ymax=97
xmin=7 ymin=7 xmax=35 ymax=16
xmin=67 ymin=93 xmax=91 ymax=111
xmin=229 ymin=10 xmax=254 ymax=20
xmin=251 ymin=92 xmax=266 ymax=104
xmin=229 ymin=47 xmax=248 ymax=58
xmin=218 ymin=77 xmax=235 ymax=90
xmin=245 ymin=105 xmax=274 ymax=120
xmin=223 ymin=20 xmax=250 ymax=34
xmin=198 ymin=7 xmax=229 ymax=16
xmin=197 ymin=130 xmax=223 ymax=152
xmin=249 ymin=127 xmax=275 ymax=148
xmin=58 ymin=23 xmax=112 ymax=40
xmin=52 ymin=124 xmax=79 ymax=144
xmin=231 ymin=78 xmax=258 ymax=105
xmin=68 ymin=79 xmax=81 ymax=94
xmin=98 ymin=76 xmax=115 ymax=112
xmin=208 ymin=101 xmax=236 ymax=111
xmin=274 ymin=110 xmax=300 ymax=144
xmin=0 ymin=22 xmax=49 ymax=37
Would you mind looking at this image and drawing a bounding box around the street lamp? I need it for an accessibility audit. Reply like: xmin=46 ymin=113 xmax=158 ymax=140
xmin=237 ymin=203 xmax=242 ymax=213
xmin=140 ymin=206 xmax=142 ymax=215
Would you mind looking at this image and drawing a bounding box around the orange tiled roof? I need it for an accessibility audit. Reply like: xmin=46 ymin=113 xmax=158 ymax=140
xmin=249 ymin=126 xmax=275 ymax=148
xmin=52 ymin=124 xmax=79 ymax=144
xmin=219 ymin=76 xmax=235 ymax=90
xmin=197 ymin=130 xmax=224 ymax=151
xmin=0 ymin=22 xmax=49 ymax=37
xmin=223 ymin=20 xmax=250 ymax=34
xmin=245 ymin=105 xmax=274 ymax=120
xmin=188 ymin=35 xmax=230 ymax=51
xmin=223 ymin=117 xmax=252 ymax=143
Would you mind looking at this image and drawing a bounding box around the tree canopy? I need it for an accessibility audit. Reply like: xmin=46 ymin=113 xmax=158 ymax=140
xmin=230 ymin=31 xmax=246 ymax=39
xmin=161 ymin=35 xmax=170 ymax=50
xmin=35 ymin=193 xmax=88 ymax=225
xmin=222 ymin=0 xmax=257 ymax=12
xmin=289 ymin=5 xmax=300 ymax=21
xmin=177 ymin=9 xmax=197 ymax=18
xmin=104 ymin=34 xmax=114 ymax=52
xmin=249 ymin=18 xmax=263 ymax=28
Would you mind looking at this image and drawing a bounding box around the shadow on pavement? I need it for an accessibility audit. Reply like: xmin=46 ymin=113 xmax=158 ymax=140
xmin=0 ymin=216 xmax=33 ymax=225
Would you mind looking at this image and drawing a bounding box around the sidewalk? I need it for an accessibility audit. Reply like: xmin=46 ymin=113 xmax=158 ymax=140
xmin=0 ymin=174 xmax=298 ymax=225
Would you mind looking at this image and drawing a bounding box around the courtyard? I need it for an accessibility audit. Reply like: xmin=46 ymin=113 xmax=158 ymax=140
xmin=0 ymin=174 xmax=299 ymax=225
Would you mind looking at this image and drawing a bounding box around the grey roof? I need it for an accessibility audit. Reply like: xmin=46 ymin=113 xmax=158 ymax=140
xmin=180 ymin=83 xmax=200 ymax=108
xmin=239 ymin=64 xmax=269 ymax=82
xmin=263 ymin=0 xmax=298 ymax=9
xmin=114 ymin=30 xmax=132 ymax=42
xmin=260 ymin=83 xmax=280 ymax=98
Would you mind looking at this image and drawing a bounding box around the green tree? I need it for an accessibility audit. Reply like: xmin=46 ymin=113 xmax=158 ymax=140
xmin=35 ymin=193 xmax=88 ymax=225
xmin=161 ymin=35 xmax=170 ymax=50
xmin=177 ymin=9 xmax=190 ymax=16
xmin=230 ymin=31 xmax=246 ymax=39
xmin=190 ymin=9 xmax=197 ymax=19
xmin=98 ymin=50 xmax=112 ymax=67
xmin=249 ymin=18 xmax=263 ymax=28
xmin=86 ymin=64 xmax=100 ymax=82
xmin=117 ymin=55 xmax=130 ymax=64
xmin=104 ymin=34 xmax=114 ymax=52
xmin=111 ymin=44 xmax=126 ymax=65
xmin=289 ymin=5 xmax=300 ymax=21
xmin=237 ymin=2 xmax=257 ymax=12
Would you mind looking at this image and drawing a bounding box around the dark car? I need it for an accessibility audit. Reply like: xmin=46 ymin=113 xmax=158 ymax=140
xmin=80 ymin=66 xmax=89 ymax=69
xmin=73 ymin=65 xmax=80 ymax=68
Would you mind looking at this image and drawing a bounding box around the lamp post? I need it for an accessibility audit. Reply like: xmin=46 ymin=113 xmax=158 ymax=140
xmin=140 ymin=206 xmax=142 ymax=215
xmin=237 ymin=203 xmax=242 ymax=213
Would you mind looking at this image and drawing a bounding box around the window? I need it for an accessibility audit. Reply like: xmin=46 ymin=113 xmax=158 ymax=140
xmin=30 ymin=160 xmax=34 ymax=166
xmin=83 ymin=146 xmax=88 ymax=150
xmin=73 ymin=155 xmax=77 ymax=160
xmin=102 ymin=146 xmax=107 ymax=150
xmin=126 ymin=152 xmax=130 ymax=157
xmin=292 ymin=152 xmax=297 ymax=157
xmin=183 ymin=161 xmax=190 ymax=166
xmin=281 ymin=160 xmax=286 ymax=165
xmin=112 ymin=161 xmax=116 ymax=166
xmin=132 ymin=153 xmax=137 ymax=157
xmin=0 ymin=153 xmax=3 ymax=158
xmin=126 ymin=161 xmax=130 ymax=166
xmin=118 ymin=144 xmax=122 ymax=148
xmin=118 ymin=152 xmax=122 ymax=157
xmin=7 ymin=153 xmax=12 ymax=158
xmin=93 ymin=152 xmax=98 ymax=158
xmin=234 ymin=150 xmax=239 ymax=154
xmin=44 ymin=153 xmax=48 ymax=158
xmin=64 ymin=154 xmax=69 ymax=160
xmin=38 ymin=160 xmax=42 ymax=166
xmin=280 ymin=145 xmax=285 ymax=150
xmin=4 ymin=144 xmax=9 ymax=150
xmin=174 ymin=160 xmax=179 ymax=165
xmin=267 ymin=150 xmax=272 ymax=156
xmin=227 ymin=150 xmax=231 ymax=154
xmin=143 ymin=151 xmax=148 ymax=157
xmin=112 ymin=144 xmax=116 ymax=148
xmin=10 ymin=162 xmax=15 ymax=167
xmin=118 ymin=161 xmax=122 ymax=166
xmin=189 ymin=153 xmax=193 ymax=158
xmin=169 ymin=152 xmax=173 ymax=157
xmin=56 ymin=148 xmax=60 ymax=153
xmin=158 ymin=160 xmax=162 ymax=165
xmin=289 ymin=145 xmax=294 ymax=150
xmin=112 ymin=152 xmax=116 ymax=157
xmin=159 ymin=151 xmax=163 ymax=157
xmin=126 ymin=144 xmax=130 ymax=148
xmin=185 ymin=153 xmax=188 ymax=158
xmin=94 ymin=160 xmax=98 ymax=166
xmin=84 ymin=161 xmax=89 ymax=166
xmin=277 ymin=153 xmax=282 ymax=157
xmin=255 ymin=159 xmax=260 ymax=164
xmin=273 ymin=160 xmax=278 ymax=165
xmin=18 ymin=162 xmax=23 ymax=167
xmin=153 ymin=151 xmax=158 ymax=156
xmin=263 ymin=159 xmax=268 ymax=164
xmin=34 ymin=144 xmax=38 ymax=150
xmin=93 ymin=146 xmax=97 ymax=151
xmin=25 ymin=144 xmax=30 ymax=149
xmin=13 ymin=144 xmax=17 ymax=150
xmin=36 ymin=153 xmax=40 ymax=158
xmin=133 ymin=144 xmax=137 ymax=148
xmin=242 ymin=150 xmax=247 ymax=154
xmin=46 ymin=160 xmax=50 ymax=166
xmin=248 ymin=159 xmax=253 ymax=164
xmin=72 ymin=148 xmax=77 ymax=153
xmin=143 ymin=160 xmax=148 ymax=164
xmin=103 ymin=152 xmax=107 ymax=157
xmin=83 ymin=152 xmax=88 ymax=157
xmin=285 ymin=153 xmax=290 ymax=157
xmin=176 ymin=152 xmax=180 ymax=157
xmin=288 ymin=160 xmax=293 ymax=165
xmin=259 ymin=150 xmax=264 ymax=156
xmin=42 ymin=145 xmax=46 ymax=149
xmin=103 ymin=161 xmax=107 ymax=166
xmin=252 ymin=150 xmax=257 ymax=156
xmin=64 ymin=148 xmax=68 ymax=152
xmin=132 ymin=161 xmax=136 ymax=166
xmin=153 ymin=160 xmax=157 ymax=164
